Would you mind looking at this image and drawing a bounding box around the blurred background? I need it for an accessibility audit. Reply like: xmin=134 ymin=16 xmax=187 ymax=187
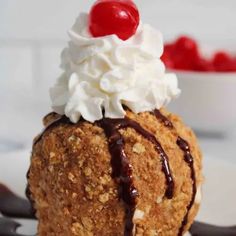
xmin=0 ymin=0 xmax=236 ymax=227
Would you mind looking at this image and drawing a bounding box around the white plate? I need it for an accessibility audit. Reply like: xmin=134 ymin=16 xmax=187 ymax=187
xmin=0 ymin=149 xmax=236 ymax=234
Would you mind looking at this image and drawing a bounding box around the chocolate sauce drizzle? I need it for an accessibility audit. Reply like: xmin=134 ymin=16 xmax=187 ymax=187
xmin=177 ymin=137 xmax=197 ymax=236
xmin=98 ymin=117 xmax=174 ymax=235
xmin=153 ymin=110 xmax=174 ymax=129
xmin=98 ymin=118 xmax=138 ymax=236
xmin=153 ymin=110 xmax=197 ymax=236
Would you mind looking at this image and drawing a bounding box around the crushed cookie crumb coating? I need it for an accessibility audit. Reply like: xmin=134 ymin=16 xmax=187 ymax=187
xmin=28 ymin=109 xmax=202 ymax=236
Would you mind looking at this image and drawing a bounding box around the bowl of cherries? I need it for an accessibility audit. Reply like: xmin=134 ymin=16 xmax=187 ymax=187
xmin=162 ymin=36 xmax=236 ymax=133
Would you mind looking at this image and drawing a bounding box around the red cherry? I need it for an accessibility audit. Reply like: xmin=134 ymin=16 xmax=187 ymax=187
xmin=163 ymin=36 xmax=236 ymax=72
xmin=175 ymin=36 xmax=199 ymax=56
xmin=230 ymin=58 xmax=236 ymax=72
xmin=173 ymin=54 xmax=194 ymax=71
xmin=161 ymin=44 xmax=175 ymax=69
xmin=193 ymin=59 xmax=214 ymax=72
xmin=89 ymin=0 xmax=140 ymax=40
xmin=161 ymin=52 xmax=175 ymax=69
xmin=171 ymin=36 xmax=200 ymax=71
xmin=176 ymin=37 xmax=199 ymax=58
xmin=164 ymin=44 xmax=175 ymax=53
xmin=213 ymin=51 xmax=233 ymax=72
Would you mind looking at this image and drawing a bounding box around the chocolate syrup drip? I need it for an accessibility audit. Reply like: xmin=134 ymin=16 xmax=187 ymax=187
xmin=177 ymin=137 xmax=197 ymax=236
xmin=153 ymin=110 xmax=197 ymax=236
xmin=98 ymin=119 xmax=138 ymax=236
xmin=99 ymin=117 xmax=174 ymax=198
xmin=190 ymin=221 xmax=236 ymax=236
xmin=153 ymin=110 xmax=174 ymax=129
xmin=98 ymin=117 xmax=174 ymax=235
xmin=0 ymin=184 xmax=35 ymax=219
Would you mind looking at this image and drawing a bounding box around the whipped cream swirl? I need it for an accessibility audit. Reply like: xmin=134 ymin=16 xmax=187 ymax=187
xmin=50 ymin=13 xmax=180 ymax=123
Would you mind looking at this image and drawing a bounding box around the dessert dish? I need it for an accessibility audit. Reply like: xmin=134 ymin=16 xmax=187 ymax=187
xmin=162 ymin=36 xmax=236 ymax=72
xmin=0 ymin=0 xmax=209 ymax=235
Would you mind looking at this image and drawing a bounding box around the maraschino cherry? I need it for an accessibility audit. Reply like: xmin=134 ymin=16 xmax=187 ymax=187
xmin=162 ymin=35 xmax=236 ymax=72
xmin=89 ymin=0 xmax=140 ymax=40
xmin=213 ymin=52 xmax=234 ymax=72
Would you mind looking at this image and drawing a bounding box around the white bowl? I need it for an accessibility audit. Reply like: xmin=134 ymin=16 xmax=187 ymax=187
xmin=168 ymin=70 xmax=236 ymax=133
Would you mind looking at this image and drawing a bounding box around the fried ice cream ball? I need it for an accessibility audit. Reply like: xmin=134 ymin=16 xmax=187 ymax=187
xmin=27 ymin=109 xmax=202 ymax=236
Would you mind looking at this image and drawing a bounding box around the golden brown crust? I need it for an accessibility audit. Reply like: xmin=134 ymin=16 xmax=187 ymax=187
xmin=28 ymin=109 xmax=202 ymax=236
xmin=42 ymin=112 xmax=61 ymax=127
